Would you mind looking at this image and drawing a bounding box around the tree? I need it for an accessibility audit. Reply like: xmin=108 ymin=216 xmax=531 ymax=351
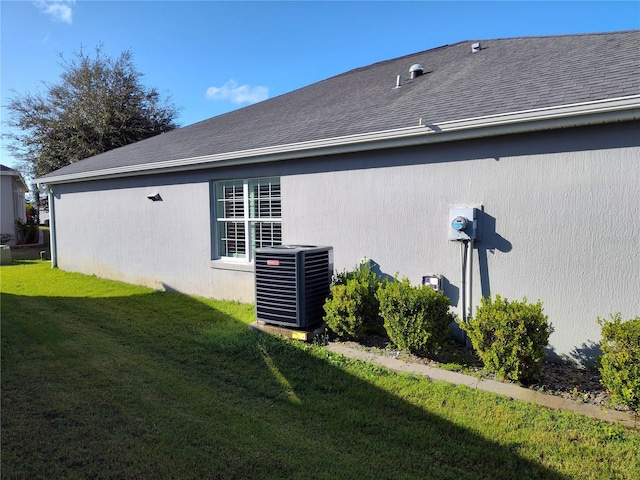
xmin=4 ymin=45 xmax=180 ymax=178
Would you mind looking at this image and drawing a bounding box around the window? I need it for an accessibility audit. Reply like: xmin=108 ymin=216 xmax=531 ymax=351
xmin=214 ymin=177 xmax=281 ymax=261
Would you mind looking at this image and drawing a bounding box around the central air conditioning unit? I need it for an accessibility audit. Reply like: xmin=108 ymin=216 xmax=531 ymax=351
xmin=255 ymin=245 xmax=333 ymax=329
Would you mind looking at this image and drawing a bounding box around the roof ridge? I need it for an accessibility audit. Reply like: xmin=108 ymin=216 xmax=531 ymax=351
xmin=456 ymin=29 xmax=640 ymax=44
xmin=324 ymin=30 xmax=640 ymax=80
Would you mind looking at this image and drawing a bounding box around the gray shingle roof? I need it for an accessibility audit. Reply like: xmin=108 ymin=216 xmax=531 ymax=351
xmin=38 ymin=30 xmax=640 ymax=181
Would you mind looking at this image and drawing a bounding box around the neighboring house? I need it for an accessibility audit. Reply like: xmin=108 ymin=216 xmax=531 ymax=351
xmin=36 ymin=31 xmax=639 ymax=360
xmin=0 ymin=164 xmax=28 ymax=245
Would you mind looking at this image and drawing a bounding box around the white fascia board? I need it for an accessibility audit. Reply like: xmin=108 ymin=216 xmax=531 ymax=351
xmin=37 ymin=95 xmax=640 ymax=186
xmin=1 ymin=170 xmax=30 ymax=191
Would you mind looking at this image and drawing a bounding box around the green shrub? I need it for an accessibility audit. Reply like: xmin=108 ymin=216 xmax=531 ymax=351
xmin=597 ymin=313 xmax=640 ymax=410
xmin=376 ymin=278 xmax=455 ymax=356
xmin=15 ymin=218 xmax=39 ymax=245
xmin=323 ymin=260 xmax=383 ymax=340
xmin=461 ymin=295 xmax=553 ymax=383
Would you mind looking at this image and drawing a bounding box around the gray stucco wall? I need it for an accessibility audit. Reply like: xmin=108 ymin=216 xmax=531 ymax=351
xmin=51 ymin=122 xmax=639 ymax=360
xmin=53 ymin=172 xmax=249 ymax=301
xmin=281 ymin=122 xmax=639 ymax=361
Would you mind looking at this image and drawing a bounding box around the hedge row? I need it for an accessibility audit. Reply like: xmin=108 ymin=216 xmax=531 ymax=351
xmin=323 ymin=261 xmax=638 ymax=408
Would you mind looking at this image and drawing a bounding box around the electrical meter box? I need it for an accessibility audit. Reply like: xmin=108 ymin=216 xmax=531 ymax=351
xmin=422 ymin=274 xmax=442 ymax=291
xmin=449 ymin=207 xmax=478 ymax=241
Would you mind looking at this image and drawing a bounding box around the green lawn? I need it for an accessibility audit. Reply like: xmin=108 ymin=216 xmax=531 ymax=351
xmin=2 ymin=262 xmax=639 ymax=479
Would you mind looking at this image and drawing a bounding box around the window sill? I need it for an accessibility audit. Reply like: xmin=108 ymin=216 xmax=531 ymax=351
xmin=209 ymin=259 xmax=255 ymax=272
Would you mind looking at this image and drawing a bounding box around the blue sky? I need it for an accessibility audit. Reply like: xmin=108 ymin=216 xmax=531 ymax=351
xmin=1 ymin=0 xmax=639 ymax=171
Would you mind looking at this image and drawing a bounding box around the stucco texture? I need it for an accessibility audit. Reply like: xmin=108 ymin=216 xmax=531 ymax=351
xmin=281 ymin=123 xmax=639 ymax=360
xmin=51 ymin=122 xmax=639 ymax=360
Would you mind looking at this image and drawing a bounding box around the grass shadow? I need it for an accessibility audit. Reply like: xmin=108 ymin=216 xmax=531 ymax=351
xmin=0 ymin=273 xmax=629 ymax=479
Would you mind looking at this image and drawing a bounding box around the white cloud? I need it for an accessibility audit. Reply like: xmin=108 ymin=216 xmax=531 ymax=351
xmin=206 ymin=80 xmax=269 ymax=104
xmin=35 ymin=1 xmax=75 ymax=24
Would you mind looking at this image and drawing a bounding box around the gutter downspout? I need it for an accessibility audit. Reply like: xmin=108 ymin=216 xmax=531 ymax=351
xmin=48 ymin=187 xmax=57 ymax=268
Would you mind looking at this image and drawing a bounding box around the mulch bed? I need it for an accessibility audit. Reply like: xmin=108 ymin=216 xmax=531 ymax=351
xmin=332 ymin=333 xmax=633 ymax=413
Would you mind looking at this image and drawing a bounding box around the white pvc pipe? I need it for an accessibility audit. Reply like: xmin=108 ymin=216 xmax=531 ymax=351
xmin=466 ymin=239 xmax=474 ymax=321
xmin=460 ymin=241 xmax=467 ymax=321
xmin=48 ymin=189 xmax=57 ymax=268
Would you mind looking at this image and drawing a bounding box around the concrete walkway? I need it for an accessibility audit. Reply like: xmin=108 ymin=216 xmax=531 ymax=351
xmin=327 ymin=343 xmax=639 ymax=430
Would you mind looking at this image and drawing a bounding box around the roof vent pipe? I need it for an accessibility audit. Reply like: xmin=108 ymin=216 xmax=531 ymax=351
xmin=395 ymin=75 xmax=402 ymax=88
xmin=409 ymin=63 xmax=424 ymax=79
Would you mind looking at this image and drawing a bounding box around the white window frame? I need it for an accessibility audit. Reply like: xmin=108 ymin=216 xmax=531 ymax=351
xmin=212 ymin=177 xmax=281 ymax=265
